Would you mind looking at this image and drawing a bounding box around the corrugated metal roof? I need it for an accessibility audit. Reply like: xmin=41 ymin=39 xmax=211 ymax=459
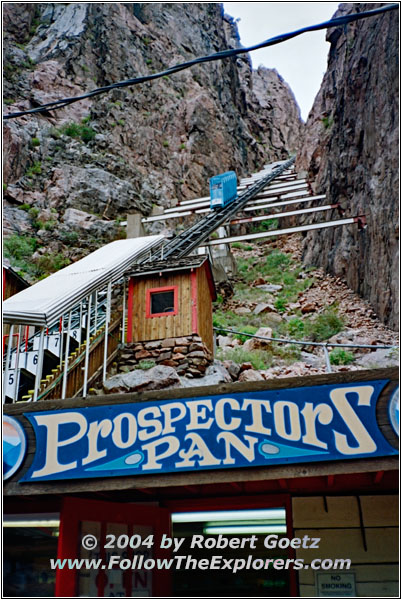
xmin=128 ymin=255 xmax=208 ymax=276
xmin=3 ymin=236 xmax=164 ymax=326
xmin=128 ymin=254 xmax=217 ymax=301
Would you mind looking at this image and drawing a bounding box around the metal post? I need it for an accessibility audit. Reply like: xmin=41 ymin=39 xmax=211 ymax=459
xmin=122 ymin=279 xmax=126 ymax=347
xmin=103 ymin=282 xmax=112 ymax=383
xmin=83 ymin=295 xmax=92 ymax=398
xmin=62 ymin=312 xmax=72 ymax=399
xmin=94 ymin=290 xmax=98 ymax=333
xmin=12 ymin=325 xmax=22 ymax=402
xmin=323 ymin=345 xmax=332 ymax=373
xmin=79 ymin=301 xmax=83 ymax=337
xmin=3 ymin=324 xmax=14 ymax=404
xmin=59 ymin=316 xmax=64 ymax=369
xmin=33 ymin=327 xmax=45 ymax=402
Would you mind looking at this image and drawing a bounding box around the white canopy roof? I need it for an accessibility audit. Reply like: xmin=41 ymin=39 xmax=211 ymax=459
xmin=3 ymin=236 xmax=164 ymax=326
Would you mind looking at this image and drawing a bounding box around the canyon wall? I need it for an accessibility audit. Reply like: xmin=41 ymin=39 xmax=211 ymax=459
xmin=297 ymin=3 xmax=399 ymax=330
xmin=3 ymin=2 xmax=303 ymax=275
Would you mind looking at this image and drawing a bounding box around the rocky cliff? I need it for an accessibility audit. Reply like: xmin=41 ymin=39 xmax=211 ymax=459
xmin=297 ymin=2 xmax=399 ymax=330
xmin=3 ymin=2 xmax=303 ymax=278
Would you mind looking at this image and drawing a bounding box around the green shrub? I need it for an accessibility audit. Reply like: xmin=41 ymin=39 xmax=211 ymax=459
xmin=35 ymin=253 xmax=71 ymax=274
xmin=135 ymin=359 xmax=156 ymax=370
xmin=329 ymin=348 xmax=355 ymax=365
xmin=60 ymin=122 xmax=96 ymax=143
xmin=274 ymin=297 xmax=287 ymax=313
xmin=162 ymin=140 xmax=169 ymax=147
xmin=4 ymin=235 xmax=37 ymax=262
xmin=80 ymin=125 xmax=96 ymax=142
xmin=25 ymin=161 xmax=42 ymax=177
xmin=31 ymin=137 xmax=40 ymax=147
xmin=305 ymin=309 xmax=344 ymax=341
xmin=287 ymin=318 xmax=305 ymax=339
xmin=232 ymin=242 xmax=253 ymax=250
xmin=60 ymin=231 xmax=79 ymax=245
xmin=220 ymin=347 xmax=272 ymax=370
xmin=234 ymin=325 xmax=258 ymax=344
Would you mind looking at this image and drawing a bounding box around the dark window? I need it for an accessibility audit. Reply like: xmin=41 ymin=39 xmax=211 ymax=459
xmin=150 ymin=290 xmax=175 ymax=315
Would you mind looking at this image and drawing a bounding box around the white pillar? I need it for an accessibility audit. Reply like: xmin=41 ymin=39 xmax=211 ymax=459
xmin=33 ymin=327 xmax=45 ymax=402
xmin=83 ymin=295 xmax=92 ymax=398
xmin=3 ymin=324 xmax=14 ymax=404
xmin=61 ymin=312 xmax=72 ymax=399
xmin=103 ymin=281 xmax=112 ymax=383
xmin=122 ymin=279 xmax=126 ymax=347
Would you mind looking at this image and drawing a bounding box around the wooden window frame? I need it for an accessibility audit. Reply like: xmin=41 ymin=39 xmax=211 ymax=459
xmin=146 ymin=285 xmax=178 ymax=318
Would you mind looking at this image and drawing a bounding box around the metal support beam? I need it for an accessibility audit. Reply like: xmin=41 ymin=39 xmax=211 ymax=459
xmin=83 ymin=294 xmax=92 ymax=398
xmin=61 ymin=312 xmax=72 ymax=400
xmin=3 ymin=324 xmax=14 ymax=404
xmin=103 ymin=281 xmax=112 ymax=383
xmin=33 ymin=327 xmax=45 ymax=402
xmin=201 ymin=216 xmax=363 ymax=247
xmin=12 ymin=325 xmax=22 ymax=401
xmin=122 ymin=279 xmax=126 ymax=347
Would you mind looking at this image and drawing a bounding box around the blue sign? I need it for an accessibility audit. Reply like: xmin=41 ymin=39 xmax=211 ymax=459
xmin=3 ymin=415 xmax=27 ymax=480
xmin=21 ymin=380 xmax=397 ymax=482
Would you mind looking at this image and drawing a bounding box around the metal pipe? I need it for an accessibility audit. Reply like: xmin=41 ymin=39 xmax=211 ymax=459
xmin=323 ymin=345 xmax=332 ymax=373
xmin=94 ymin=290 xmax=98 ymax=333
xmin=3 ymin=324 xmax=14 ymax=404
xmin=61 ymin=311 xmax=72 ymax=399
xmin=103 ymin=281 xmax=112 ymax=383
xmin=33 ymin=327 xmax=45 ymax=402
xmin=212 ymin=327 xmax=398 ymax=351
xmin=83 ymin=295 xmax=92 ymax=398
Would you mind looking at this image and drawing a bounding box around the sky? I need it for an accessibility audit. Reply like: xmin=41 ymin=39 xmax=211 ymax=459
xmin=224 ymin=2 xmax=340 ymax=121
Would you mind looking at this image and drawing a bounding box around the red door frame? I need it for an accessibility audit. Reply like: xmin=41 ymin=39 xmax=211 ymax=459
xmin=164 ymin=493 xmax=298 ymax=597
xmin=56 ymin=497 xmax=171 ymax=598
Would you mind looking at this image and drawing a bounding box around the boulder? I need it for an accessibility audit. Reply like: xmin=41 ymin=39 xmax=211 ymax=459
xmin=256 ymin=284 xmax=283 ymax=293
xmin=243 ymin=327 xmax=273 ymax=351
xmin=238 ymin=369 xmax=264 ymax=382
xmin=217 ymin=335 xmax=233 ymax=349
xmin=253 ymin=303 xmax=276 ymax=315
xmin=355 ymin=348 xmax=399 ymax=369
xmin=103 ymin=365 xmax=181 ymax=393
xmin=180 ymin=361 xmax=232 ymax=388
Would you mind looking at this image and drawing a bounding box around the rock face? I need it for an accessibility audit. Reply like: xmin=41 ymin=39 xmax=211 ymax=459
xmin=297 ymin=3 xmax=399 ymax=330
xmin=3 ymin=3 xmax=303 ymax=277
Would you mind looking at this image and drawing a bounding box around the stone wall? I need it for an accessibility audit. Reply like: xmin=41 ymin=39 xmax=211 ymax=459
xmin=119 ymin=334 xmax=213 ymax=378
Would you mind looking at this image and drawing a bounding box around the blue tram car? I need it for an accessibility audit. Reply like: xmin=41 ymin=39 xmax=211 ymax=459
xmin=209 ymin=171 xmax=237 ymax=209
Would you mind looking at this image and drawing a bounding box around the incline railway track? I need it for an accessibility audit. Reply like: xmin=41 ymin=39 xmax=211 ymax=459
xmin=141 ymin=155 xmax=366 ymax=263
xmin=143 ymin=157 xmax=296 ymax=262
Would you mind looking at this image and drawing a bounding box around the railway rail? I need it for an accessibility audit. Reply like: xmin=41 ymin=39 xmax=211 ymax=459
xmin=144 ymin=157 xmax=296 ymax=261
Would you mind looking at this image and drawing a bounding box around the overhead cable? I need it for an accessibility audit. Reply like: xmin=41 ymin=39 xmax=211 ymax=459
xmin=3 ymin=3 xmax=398 ymax=120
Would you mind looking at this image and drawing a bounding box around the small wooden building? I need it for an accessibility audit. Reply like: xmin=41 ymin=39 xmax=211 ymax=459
xmin=125 ymin=256 xmax=216 ymax=371
xmin=3 ymin=264 xmax=29 ymax=301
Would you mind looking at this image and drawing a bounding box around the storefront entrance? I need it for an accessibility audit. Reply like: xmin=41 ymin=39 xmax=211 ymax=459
xmin=53 ymin=494 xmax=294 ymax=597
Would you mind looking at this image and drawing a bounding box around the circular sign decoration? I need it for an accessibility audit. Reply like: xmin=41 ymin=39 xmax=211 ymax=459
xmin=3 ymin=415 xmax=27 ymax=480
xmin=388 ymin=387 xmax=399 ymax=436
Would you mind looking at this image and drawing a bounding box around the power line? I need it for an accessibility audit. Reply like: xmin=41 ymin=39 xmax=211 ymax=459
xmin=3 ymin=3 xmax=398 ymax=121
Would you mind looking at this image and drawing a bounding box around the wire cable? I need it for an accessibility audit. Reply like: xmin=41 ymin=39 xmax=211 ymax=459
xmin=3 ymin=3 xmax=398 ymax=120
